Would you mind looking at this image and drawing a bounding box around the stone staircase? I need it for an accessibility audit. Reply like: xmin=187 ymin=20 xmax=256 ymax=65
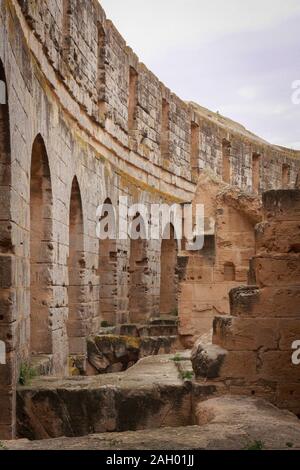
xmin=28 ymin=317 xmax=181 ymax=378
xmin=85 ymin=315 xmax=182 ymax=375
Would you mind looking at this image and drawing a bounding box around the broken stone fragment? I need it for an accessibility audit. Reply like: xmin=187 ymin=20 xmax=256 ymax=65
xmin=191 ymin=341 xmax=227 ymax=379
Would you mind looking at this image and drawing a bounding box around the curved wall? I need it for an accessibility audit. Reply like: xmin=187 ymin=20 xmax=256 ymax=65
xmin=0 ymin=0 xmax=300 ymax=439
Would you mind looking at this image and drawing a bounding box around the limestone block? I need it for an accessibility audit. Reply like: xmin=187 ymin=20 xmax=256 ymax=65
xmin=256 ymin=220 xmax=300 ymax=254
xmin=218 ymin=351 xmax=257 ymax=380
xmin=253 ymin=255 xmax=300 ymax=287
xmin=257 ymin=351 xmax=300 ymax=383
xmin=230 ymin=285 xmax=300 ymax=318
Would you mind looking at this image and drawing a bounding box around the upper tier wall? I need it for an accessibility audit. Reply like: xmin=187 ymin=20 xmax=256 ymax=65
xmin=15 ymin=0 xmax=300 ymax=193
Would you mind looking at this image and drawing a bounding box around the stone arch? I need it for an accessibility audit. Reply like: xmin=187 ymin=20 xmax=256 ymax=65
xmin=67 ymin=176 xmax=85 ymax=356
xmin=98 ymin=197 xmax=117 ymax=325
xmin=30 ymin=134 xmax=53 ymax=355
xmin=128 ymin=212 xmax=148 ymax=323
xmin=160 ymin=224 xmax=178 ymax=315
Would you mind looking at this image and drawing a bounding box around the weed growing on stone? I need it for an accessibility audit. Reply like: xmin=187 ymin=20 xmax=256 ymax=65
xmin=180 ymin=370 xmax=194 ymax=381
xmin=172 ymin=353 xmax=183 ymax=362
xmin=244 ymin=440 xmax=264 ymax=450
xmin=19 ymin=362 xmax=37 ymax=386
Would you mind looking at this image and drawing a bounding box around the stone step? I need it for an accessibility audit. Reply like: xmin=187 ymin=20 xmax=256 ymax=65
xmin=30 ymin=355 xmax=53 ymax=377
xmin=17 ymin=354 xmax=197 ymax=440
xmin=230 ymin=285 xmax=300 ymax=318
xmin=86 ymin=334 xmax=181 ymax=375
xmin=115 ymin=324 xmax=139 ymax=337
xmin=149 ymin=315 xmax=179 ymax=326
xmin=138 ymin=324 xmax=178 ymax=337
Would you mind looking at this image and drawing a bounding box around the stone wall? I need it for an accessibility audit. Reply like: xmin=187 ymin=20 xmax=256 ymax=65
xmin=0 ymin=0 xmax=300 ymax=439
xmin=179 ymin=173 xmax=262 ymax=345
xmin=194 ymin=190 xmax=300 ymax=415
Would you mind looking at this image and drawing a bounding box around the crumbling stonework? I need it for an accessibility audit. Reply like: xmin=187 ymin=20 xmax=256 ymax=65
xmin=0 ymin=0 xmax=300 ymax=440
xmin=193 ymin=190 xmax=300 ymax=415
xmin=179 ymin=173 xmax=262 ymax=346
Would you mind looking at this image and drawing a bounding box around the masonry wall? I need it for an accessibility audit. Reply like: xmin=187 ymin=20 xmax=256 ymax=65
xmin=212 ymin=190 xmax=300 ymax=415
xmin=179 ymin=173 xmax=262 ymax=345
xmin=0 ymin=0 xmax=300 ymax=439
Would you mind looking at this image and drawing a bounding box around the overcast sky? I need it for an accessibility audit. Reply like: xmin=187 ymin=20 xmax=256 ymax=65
xmin=100 ymin=0 xmax=300 ymax=149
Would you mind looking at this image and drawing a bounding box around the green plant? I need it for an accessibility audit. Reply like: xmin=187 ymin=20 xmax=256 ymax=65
xmin=171 ymin=353 xmax=183 ymax=362
xmin=101 ymin=320 xmax=111 ymax=328
xmin=0 ymin=441 xmax=7 ymax=450
xmin=244 ymin=440 xmax=264 ymax=451
xmin=19 ymin=362 xmax=37 ymax=386
xmin=180 ymin=370 xmax=194 ymax=381
xmin=286 ymin=442 xmax=294 ymax=448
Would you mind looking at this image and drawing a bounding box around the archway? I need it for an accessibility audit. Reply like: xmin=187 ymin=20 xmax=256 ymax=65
xmin=67 ymin=176 xmax=85 ymax=355
xmin=30 ymin=135 xmax=53 ymax=354
xmin=98 ymin=198 xmax=117 ymax=325
xmin=159 ymin=224 xmax=178 ymax=315
xmin=128 ymin=213 xmax=148 ymax=323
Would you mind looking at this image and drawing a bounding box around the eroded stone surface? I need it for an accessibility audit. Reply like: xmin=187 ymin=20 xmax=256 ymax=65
xmin=5 ymin=396 xmax=300 ymax=450
xmin=16 ymin=355 xmax=195 ymax=440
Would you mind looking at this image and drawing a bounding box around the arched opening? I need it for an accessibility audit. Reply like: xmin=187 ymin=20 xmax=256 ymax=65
xmin=222 ymin=139 xmax=231 ymax=183
xmin=30 ymin=135 xmax=53 ymax=355
xmin=67 ymin=177 xmax=85 ymax=356
xmin=252 ymin=153 xmax=260 ymax=193
xmin=128 ymin=212 xmax=148 ymax=323
xmin=98 ymin=198 xmax=117 ymax=325
xmin=282 ymin=164 xmax=290 ymax=188
xmin=191 ymin=121 xmax=200 ymax=180
xmin=224 ymin=262 xmax=236 ymax=281
xmin=160 ymin=224 xmax=178 ymax=315
xmin=128 ymin=67 xmax=138 ymax=132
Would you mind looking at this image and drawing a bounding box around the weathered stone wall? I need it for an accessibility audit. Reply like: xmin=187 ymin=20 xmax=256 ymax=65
xmin=195 ymin=190 xmax=300 ymax=415
xmin=191 ymin=103 xmax=300 ymax=192
xmin=179 ymin=173 xmax=262 ymax=345
xmin=0 ymin=0 xmax=300 ymax=440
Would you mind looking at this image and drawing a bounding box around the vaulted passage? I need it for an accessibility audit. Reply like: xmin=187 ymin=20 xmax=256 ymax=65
xmin=67 ymin=177 xmax=85 ymax=356
xmin=98 ymin=198 xmax=117 ymax=325
xmin=30 ymin=135 xmax=53 ymax=355
xmin=160 ymin=225 xmax=178 ymax=315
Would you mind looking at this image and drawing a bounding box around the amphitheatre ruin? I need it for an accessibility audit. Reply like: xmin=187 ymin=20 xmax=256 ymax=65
xmin=1 ymin=0 xmax=300 ymax=450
